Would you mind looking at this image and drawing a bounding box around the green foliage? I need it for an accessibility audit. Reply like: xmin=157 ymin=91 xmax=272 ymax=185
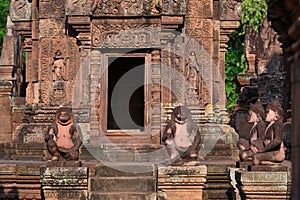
xmin=0 ymin=0 xmax=10 ymax=56
xmin=241 ymin=0 xmax=267 ymax=33
xmin=225 ymin=0 xmax=267 ymax=110
xmin=225 ymin=29 xmax=247 ymax=110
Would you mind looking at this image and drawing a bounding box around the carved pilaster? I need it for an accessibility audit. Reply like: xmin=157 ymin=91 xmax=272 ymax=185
xmin=39 ymin=37 xmax=80 ymax=106
xmin=150 ymin=49 xmax=161 ymax=143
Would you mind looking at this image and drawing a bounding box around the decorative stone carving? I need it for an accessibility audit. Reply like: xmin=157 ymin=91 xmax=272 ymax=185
xmin=10 ymin=0 xmax=32 ymax=21
xmin=235 ymin=16 xmax=288 ymax=142
xmin=158 ymin=166 xmax=207 ymax=200
xmin=92 ymin=19 xmax=160 ymax=48
xmin=233 ymin=168 xmax=291 ymax=199
xmin=92 ymin=0 xmax=163 ymax=16
xmin=162 ymin=0 xmax=186 ymax=15
xmin=45 ymin=107 xmax=82 ymax=161
xmin=186 ymin=0 xmax=211 ymax=19
xmin=39 ymin=19 xmax=66 ymax=38
xmin=220 ymin=0 xmax=242 ymax=21
xmin=237 ymin=99 xmax=266 ymax=161
xmin=185 ymin=52 xmax=201 ymax=106
xmin=51 ymin=50 xmax=67 ymax=104
xmin=162 ymin=106 xmax=203 ymax=166
xmin=39 ymin=0 xmax=66 ymax=19
xmin=40 ymin=166 xmax=88 ymax=200
xmin=253 ymin=97 xmax=286 ymax=165
xmin=39 ymin=37 xmax=79 ymax=105
xmin=66 ymin=0 xmax=96 ymax=15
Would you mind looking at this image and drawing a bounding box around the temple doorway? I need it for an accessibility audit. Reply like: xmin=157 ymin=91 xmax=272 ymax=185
xmin=107 ymin=56 xmax=145 ymax=133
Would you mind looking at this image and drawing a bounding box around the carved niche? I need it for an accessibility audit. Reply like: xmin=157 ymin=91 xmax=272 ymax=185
xmin=10 ymin=0 xmax=32 ymax=21
xmin=161 ymin=39 xmax=211 ymax=107
xmin=40 ymin=37 xmax=80 ymax=105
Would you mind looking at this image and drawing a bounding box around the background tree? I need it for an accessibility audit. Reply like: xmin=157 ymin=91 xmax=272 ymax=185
xmin=0 ymin=0 xmax=10 ymax=56
xmin=225 ymin=0 xmax=267 ymax=110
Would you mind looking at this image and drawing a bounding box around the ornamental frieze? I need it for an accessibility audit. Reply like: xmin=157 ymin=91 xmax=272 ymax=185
xmin=92 ymin=20 xmax=161 ymax=48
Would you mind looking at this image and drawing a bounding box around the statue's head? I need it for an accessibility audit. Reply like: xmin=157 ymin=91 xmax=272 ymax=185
xmin=171 ymin=106 xmax=192 ymax=124
xmin=248 ymin=99 xmax=265 ymax=123
xmin=266 ymin=96 xmax=283 ymax=122
xmin=55 ymin=107 xmax=74 ymax=125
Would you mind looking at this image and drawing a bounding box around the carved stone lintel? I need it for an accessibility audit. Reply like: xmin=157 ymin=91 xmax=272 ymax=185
xmin=92 ymin=19 xmax=161 ymax=48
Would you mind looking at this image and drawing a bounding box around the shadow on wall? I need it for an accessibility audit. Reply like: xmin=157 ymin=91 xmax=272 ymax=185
xmin=0 ymin=186 xmax=19 ymax=199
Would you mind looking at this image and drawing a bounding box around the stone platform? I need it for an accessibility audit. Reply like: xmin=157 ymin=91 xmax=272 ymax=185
xmin=0 ymin=159 xmax=238 ymax=200
xmin=228 ymin=161 xmax=292 ymax=199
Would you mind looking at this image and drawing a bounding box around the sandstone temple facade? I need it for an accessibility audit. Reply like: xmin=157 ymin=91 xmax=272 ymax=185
xmin=0 ymin=0 xmax=240 ymax=153
xmin=0 ymin=0 xmax=254 ymax=199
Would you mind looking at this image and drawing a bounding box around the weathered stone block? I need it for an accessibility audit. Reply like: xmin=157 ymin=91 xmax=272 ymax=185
xmin=39 ymin=0 xmax=66 ymax=19
xmin=40 ymin=166 xmax=88 ymax=200
xmin=231 ymin=168 xmax=291 ymax=199
xmin=39 ymin=18 xmax=66 ymax=38
xmin=158 ymin=165 xmax=207 ymax=200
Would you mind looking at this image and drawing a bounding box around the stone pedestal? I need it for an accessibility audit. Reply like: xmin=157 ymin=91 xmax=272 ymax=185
xmin=157 ymin=165 xmax=207 ymax=200
xmin=40 ymin=165 xmax=88 ymax=200
xmin=229 ymin=167 xmax=291 ymax=199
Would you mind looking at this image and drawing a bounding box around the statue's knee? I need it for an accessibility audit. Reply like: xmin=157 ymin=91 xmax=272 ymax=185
xmin=47 ymin=139 xmax=56 ymax=148
xmin=253 ymin=154 xmax=260 ymax=165
xmin=66 ymin=150 xmax=79 ymax=160
xmin=240 ymin=151 xmax=247 ymax=160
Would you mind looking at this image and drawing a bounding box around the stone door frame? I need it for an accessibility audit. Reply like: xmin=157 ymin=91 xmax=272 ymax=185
xmin=99 ymin=52 xmax=152 ymax=136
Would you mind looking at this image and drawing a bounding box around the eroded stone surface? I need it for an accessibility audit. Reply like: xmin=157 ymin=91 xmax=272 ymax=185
xmin=158 ymin=165 xmax=207 ymax=200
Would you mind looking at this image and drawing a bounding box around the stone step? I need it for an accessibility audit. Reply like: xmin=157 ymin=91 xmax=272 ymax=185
xmin=89 ymin=191 xmax=156 ymax=200
xmin=93 ymin=163 xmax=156 ymax=177
xmin=80 ymin=144 xmax=169 ymax=162
xmin=90 ymin=176 xmax=156 ymax=192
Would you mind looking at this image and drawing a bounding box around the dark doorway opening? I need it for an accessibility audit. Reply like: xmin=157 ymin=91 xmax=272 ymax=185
xmin=107 ymin=57 xmax=145 ymax=131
